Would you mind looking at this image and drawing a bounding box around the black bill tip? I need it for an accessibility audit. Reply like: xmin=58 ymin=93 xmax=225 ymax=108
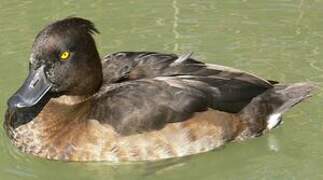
xmin=8 ymin=94 xmax=28 ymax=110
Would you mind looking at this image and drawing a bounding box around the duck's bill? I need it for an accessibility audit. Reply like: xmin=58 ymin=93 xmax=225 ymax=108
xmin=7 ymin=65 xmax=52 ymax=110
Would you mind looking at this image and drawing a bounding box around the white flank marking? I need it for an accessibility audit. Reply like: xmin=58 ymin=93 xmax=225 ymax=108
xmin=267 ymin=113 xmax=282 ymax=130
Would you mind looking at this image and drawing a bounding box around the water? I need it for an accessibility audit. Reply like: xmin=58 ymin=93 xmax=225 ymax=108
xmin=0 ymin=0 xmax=322 ymax=179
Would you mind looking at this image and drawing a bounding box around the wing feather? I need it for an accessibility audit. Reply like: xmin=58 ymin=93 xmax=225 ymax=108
xmin=96 ymin=51 xmax=274 ymax=134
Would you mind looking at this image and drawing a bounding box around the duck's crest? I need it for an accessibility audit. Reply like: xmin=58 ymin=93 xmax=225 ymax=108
xmin=47 ymin=17 xmax=99 ymax=35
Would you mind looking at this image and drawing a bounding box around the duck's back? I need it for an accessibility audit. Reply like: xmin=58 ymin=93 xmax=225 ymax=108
xmin=101 ymin=51 xmax=274 ymax=113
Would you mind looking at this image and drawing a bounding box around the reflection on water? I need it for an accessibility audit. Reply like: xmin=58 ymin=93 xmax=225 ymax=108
xmin=0 ymin=0 xmax=322 ymax=179
xmin=172 ymin=0 xmax=179 ymax=51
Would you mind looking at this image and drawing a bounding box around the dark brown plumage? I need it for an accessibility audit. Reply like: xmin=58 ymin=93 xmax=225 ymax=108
xmin=4 ymin=17 xmax=315 ymax=161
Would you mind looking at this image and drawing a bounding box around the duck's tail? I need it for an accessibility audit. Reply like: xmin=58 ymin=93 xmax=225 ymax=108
xmin=237 ymin=83 xmax=315 ymax=137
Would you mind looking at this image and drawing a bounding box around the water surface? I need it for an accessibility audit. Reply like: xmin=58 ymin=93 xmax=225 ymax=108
xmin=0 ymin=0 xmax=322 ymax=179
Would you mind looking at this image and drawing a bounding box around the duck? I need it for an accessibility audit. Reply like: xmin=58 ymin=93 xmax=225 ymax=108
xmin=4 ymin=17 xmax=315 ymax=162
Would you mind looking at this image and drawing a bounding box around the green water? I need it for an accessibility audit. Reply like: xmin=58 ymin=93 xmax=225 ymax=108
xmin=0 ymin=0 xmax=322 ymax=179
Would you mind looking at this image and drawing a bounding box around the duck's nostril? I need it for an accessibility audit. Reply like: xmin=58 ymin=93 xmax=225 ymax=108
xmin=30 ymin=79 xmax=40 ymax=88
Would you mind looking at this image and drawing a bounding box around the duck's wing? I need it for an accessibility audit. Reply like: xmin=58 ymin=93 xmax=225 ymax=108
xmin=102 ymin=51 xmax=274 ymax=88
xmin=91 ymin=73 xmax=269 ymax=135
xmin=101 ymin=51 xmax=199 ymax=83
xmin=101 ymin=51 xmax=274 ymax=109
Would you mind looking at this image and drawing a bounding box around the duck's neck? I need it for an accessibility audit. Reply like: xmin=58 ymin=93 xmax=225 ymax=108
xmin=72 ymin=55 xmax=103 ymax=96
xmin=85 ymin=53 xmax=103 ymax=95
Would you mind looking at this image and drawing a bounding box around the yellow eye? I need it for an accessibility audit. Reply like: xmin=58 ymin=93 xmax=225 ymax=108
xmin=60 ymin=51 xmax=70 ymax=61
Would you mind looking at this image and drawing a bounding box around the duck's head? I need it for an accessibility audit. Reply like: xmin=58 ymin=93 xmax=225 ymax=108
xmin=8 ymin=17 xmax=102 ymax=110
